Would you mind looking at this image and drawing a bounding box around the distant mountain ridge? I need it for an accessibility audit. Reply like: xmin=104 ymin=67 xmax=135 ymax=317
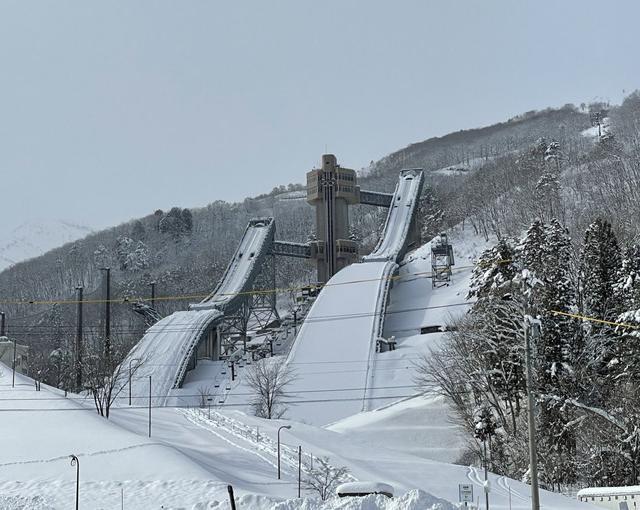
xmin=0 ymin=219 xmax=94 ymax=271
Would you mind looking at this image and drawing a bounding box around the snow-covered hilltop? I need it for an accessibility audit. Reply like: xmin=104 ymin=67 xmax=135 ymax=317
xmin=0 ymin=219 xmax=93 ymax=271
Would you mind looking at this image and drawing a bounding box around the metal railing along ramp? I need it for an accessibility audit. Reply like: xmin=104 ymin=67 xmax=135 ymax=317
xmin=285 ymin=170 xmax=424 ymax=425
xmin=118 ymin=218 xmax=276 ymax=405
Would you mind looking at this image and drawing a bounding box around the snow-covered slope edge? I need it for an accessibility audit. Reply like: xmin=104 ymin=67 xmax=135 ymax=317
xmin=0 ymin=219 xmax=93 ymax=271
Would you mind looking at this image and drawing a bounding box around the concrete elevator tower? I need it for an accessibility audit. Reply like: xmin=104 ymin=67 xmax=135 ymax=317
xmin=306 ymin=154 xmax=359 ymax=283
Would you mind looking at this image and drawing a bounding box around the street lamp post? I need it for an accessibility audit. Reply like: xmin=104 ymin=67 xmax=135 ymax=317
xmin=277 ymin=425 xmax=291 ymax=479
xmin=69 ymin=454 xmax=80 ymax=510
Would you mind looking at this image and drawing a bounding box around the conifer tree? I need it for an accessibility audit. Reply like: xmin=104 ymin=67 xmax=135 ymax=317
xmin=580 ymin=218 xmax=622 ymax=321
xmin=539 ymin=220 xmax=578 ymax=486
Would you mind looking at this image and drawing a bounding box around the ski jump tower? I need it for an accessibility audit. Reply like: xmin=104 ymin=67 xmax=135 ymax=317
xmin=306 ymin=154 xmax=359 ymax=282
xmin=306 ymin=154 xmax=403 ymax=282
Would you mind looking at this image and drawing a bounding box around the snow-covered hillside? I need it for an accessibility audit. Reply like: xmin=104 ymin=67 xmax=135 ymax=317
xmin=0 ymin=219 xmax=93 ymax=271
xmin=0 ymin=229 xmax=599 ymax=509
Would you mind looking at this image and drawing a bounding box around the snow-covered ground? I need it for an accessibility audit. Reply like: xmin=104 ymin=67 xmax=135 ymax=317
xmin=329 ymin=226 xmax=490 ymax=464
xmin=118 ymin=309 xmax=223 ymax=406
xmin=580 ymin=117 xmax=610 ymax=138
xmin=120 ymin=218 xmax=275 ymax=407
xmin=1 ymin=226 xmax=598 ymax=509
xmin=285 ymin=260 xmax=393 ymax=425
xmin=0 ymin=219 xmax=93 ymax=271
xmin=0 ymin=361 xmax=596 ymax=508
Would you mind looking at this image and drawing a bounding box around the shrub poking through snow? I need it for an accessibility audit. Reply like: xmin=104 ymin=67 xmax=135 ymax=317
xmin=304 ymin=457 xmax=350 ymax=501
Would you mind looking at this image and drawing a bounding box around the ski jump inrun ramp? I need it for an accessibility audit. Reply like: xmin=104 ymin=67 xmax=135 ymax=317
xmin=286 ymin=169 xmax=424 ymax=425
xmin=120 ymin=218 xmax=276 ymax=405
xmin=120 ymin=169 xmax=423 ymax=414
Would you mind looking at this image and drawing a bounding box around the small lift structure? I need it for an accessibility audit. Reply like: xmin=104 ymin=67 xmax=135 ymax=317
xmin=431 ymin=233 xmax=455 ymax=288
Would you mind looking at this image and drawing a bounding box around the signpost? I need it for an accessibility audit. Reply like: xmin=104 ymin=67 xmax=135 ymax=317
xmin=459 ymin=483 xmax=474 ymax=507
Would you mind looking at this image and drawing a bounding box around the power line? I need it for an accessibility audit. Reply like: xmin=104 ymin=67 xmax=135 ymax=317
xmin=549 ymin=309 xmax=640 ymax=331
xmin=0 ymin=393 xmax=417 ymax=413
xmin=3 ymin=301 xmax=473 ymax=336
xmin=0 ymin=384 xmax=422 ymax=403
xmin=0 ymin=264 xmax=482 ymax=307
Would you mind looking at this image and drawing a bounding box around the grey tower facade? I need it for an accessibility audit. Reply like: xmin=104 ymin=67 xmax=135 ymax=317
xmin=306 ymin=154 xmax=358 ymax=283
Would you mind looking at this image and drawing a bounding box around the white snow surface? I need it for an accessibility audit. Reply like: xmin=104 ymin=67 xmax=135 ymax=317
xmin=0 ymin=219 xmax=93 ymax=271
xmin=285 ymin=169 xmax=424 ymax=425
xmin=363 ymin=169 xmax=423 ymax=262
xmin=119 ymin=309 xmax=223 ymax=405
xmin=336 ymin=481 xmax=395 ymax=496
xmin=0 ymin=224 xmax=598 ymax=510
xmin=120 ymin=219 xmax=274 ymax=404
xmin=329 ymin=226 xmax=489 ymax=464
xmin=581 ymin=117 xmax=610 ymax=138
xmin=196 ymin=219 xmax=273 ymax=310
xmin=286 ymin=260 xmax=394 ymax=425
xmin=577 ymin=485 xmax=640 ymax=497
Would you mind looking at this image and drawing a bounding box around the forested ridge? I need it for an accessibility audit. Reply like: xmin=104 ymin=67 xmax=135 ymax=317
xmin=417 ymin=92 xmax=640 ymax=491
xmin=3 ymin=94 xmax=640 ymax=492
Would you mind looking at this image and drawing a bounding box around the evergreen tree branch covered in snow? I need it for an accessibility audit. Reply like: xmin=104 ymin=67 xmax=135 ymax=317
xmin=418 ymin=215 xmax=640 ymax=488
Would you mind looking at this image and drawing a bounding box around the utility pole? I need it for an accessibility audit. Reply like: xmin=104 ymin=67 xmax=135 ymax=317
xmin=149 ymin=281 xmax=156 ymax=309
xmin=293 ymin=309 xmax=298 ymax=336
xmin=75 ymin=286 xmax=83 ymax=390
xmin=484 ymin=438 xmax=489 ymax=510
xmin=101 ymin=268 xmax=111 ymax=360
xmin=298 ymin=445 xmax=302 ymax=498
xmin=0 ymin=311 xmax=5 ymax=336
xmin=148 ymin=375 xmax=152 ymax=438
xmin=12 ymin=336 xmax=17 ymax=388
xmin=523 ymin=278 xmax=541 ymax=510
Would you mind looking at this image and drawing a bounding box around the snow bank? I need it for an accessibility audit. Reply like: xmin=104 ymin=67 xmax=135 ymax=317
xmin=204 ymin=489 xmax=455 ymax=510
xmin=336 ymin=481 xmax=395 ymax=496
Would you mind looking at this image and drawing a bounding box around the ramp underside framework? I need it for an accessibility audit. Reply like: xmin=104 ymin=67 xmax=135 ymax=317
xmin=286 ymin=169 xmax=424 ymax=425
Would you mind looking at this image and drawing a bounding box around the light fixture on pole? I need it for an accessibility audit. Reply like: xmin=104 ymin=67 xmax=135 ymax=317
xmin=69 ymin=454 xmax=80 ymax=510
xmin=277 ymin=425 xmax=291 ymax=479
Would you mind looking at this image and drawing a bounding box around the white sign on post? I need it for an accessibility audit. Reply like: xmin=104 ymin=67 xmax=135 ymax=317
xmin=459 ymin=483 xmax=474 ymax=503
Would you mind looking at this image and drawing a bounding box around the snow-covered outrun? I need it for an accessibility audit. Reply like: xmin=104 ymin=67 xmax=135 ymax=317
xmin=0 ymin=225 xmax=595 ymax=509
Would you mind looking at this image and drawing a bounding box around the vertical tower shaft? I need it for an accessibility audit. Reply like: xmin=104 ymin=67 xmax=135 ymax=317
xmin=306 ymin=154 xmax=358 ymax=282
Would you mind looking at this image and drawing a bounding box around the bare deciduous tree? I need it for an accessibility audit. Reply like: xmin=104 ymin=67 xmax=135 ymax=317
xmin=83 ymin=339 xmax=144 ymax=419
xmin=197 ymin=385 xmax=213 ymax=408
xmin=304 ymin=456 xmax=350 ymax=501
xmin=245 ymin=357 xmax=295 ymax=419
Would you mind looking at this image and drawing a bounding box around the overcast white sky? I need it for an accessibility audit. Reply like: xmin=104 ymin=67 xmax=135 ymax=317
xmin=1 ymin=1 xmax=638 ymax=235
